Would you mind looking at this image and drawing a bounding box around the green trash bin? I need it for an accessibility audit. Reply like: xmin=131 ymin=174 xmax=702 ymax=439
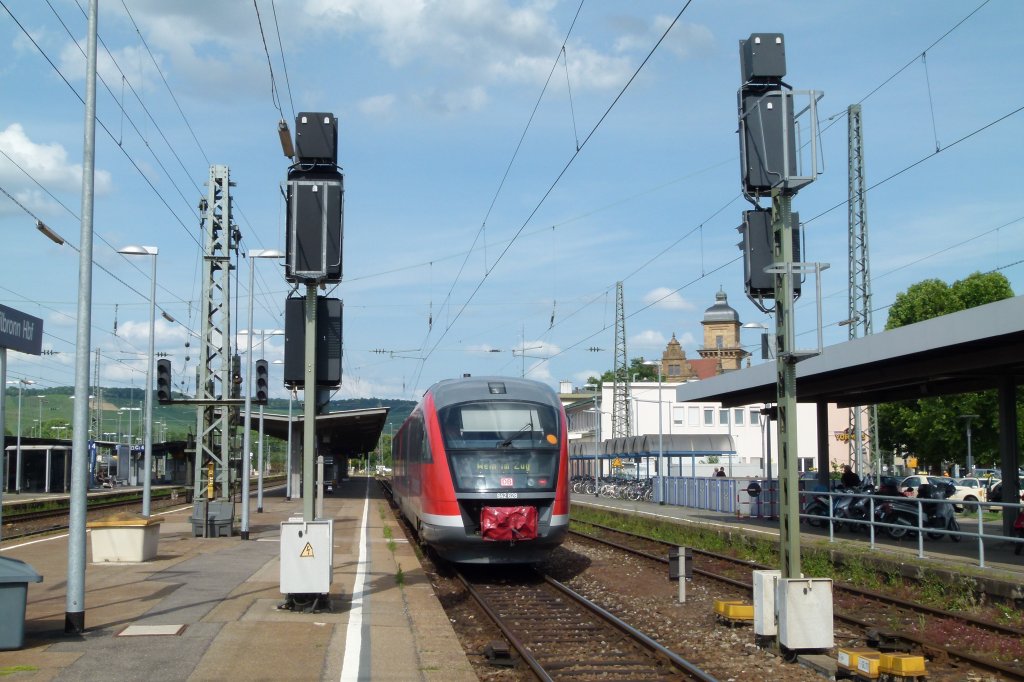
xmin=0 ymin=556 xmax=43 ymax=650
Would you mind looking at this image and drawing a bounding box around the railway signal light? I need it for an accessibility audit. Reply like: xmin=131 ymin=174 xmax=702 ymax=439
xmin=255 ymin=359 xmax=269 ymax=404
xmin=156 ymin=359 xmax=172 ymax=403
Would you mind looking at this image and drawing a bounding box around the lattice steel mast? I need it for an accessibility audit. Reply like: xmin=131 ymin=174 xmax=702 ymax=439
xmin=193 ymin=165 xmax=237 ymax=499
xmin=847 ymin=104 xmax=877 ymax=479
xmin=611 ymin=281 xmax=631 ymax=438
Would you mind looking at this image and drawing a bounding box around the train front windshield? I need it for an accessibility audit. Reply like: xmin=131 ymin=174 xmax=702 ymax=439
xmin=440 ymin=401 xmax=561 ymax=493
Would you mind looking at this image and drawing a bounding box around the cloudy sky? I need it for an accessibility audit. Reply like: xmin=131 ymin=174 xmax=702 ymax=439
xmin=0 ymin=0 xmax=1020 ymax=401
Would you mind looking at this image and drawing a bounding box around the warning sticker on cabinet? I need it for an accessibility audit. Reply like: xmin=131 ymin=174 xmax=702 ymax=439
xmin=300 ymin=542 xmax=314 ymax=558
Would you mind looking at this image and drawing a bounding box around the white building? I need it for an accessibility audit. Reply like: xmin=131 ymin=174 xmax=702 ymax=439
xmin=562 ymin=289 xmax=860 ymax=479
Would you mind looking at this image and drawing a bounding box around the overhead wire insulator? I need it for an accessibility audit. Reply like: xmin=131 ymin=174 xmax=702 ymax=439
xmin=278 ymin=119 xmax=295 ymax=159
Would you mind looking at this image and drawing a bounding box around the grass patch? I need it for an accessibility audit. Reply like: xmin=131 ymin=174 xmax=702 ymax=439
xmin=0 ymin=667 xmax=38 ymax=676
xmin=383 ymin=525 xmax=397 ymax=553
xmin=395 ymin=565 xmax=405 ymax=586
xmin=570 ymin=504 xmax=1005 ymax=617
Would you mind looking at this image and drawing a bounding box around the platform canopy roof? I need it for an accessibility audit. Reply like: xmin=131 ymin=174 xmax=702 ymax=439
xmin=569 ymin=434 xmax=735 ymax=458
xmin=250 ymin=406 xmax=389 ymax=457
xmin=675 ymin=295 xmax=1024 ymax=408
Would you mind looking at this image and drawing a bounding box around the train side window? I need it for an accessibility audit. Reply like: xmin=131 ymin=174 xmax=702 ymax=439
xmin=421 ymin=424 xmax=432 ymax=463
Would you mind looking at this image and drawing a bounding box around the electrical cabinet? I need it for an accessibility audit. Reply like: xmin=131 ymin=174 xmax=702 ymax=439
xmin=286 ymin=174 xmax=343 ymax=283
xmin=283 ymin=296 xmax=343 ymax=389
xmin=741 ymin=92 xmax=797 ymax=192
xmin=752 ymin=569 xmax=781 ymax=636
xmin=280 ymin=519 xmax=333 ymax=595
xmin=738 ymin=209 xmax=801 ymax=298
xmin=295 ymin=112 xmax=338 ymax=164
xmin=740 ymin=33 xmax=786 ymax=82
xmin=777 ymin=578 xmax=834 ymax=650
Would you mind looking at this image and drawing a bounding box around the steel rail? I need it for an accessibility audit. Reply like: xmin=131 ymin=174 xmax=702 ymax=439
xmin=570 ymin=525 xmax=1024 ymax=681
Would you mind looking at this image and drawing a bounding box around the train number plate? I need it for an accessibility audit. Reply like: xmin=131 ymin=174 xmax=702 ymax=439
xmin=495 ymin=492 xmax=518 ymax=499
xmin=500 ymin=477 xmax=514 ymax=487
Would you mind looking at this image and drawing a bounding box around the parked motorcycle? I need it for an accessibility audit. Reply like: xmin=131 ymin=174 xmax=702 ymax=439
xmin=877 ymin=483 xmax=960 ymax=541
xmin=804 ymin=486 xmax=863 ymax=531
xmin=834 ymin=484 xmax=876 ymax=533
xmin=802 ymin=490 xmax=839 ymax=529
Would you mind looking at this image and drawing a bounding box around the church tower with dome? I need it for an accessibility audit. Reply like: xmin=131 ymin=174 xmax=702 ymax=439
xmin=697 ymin=288 xmax=748 ymax=372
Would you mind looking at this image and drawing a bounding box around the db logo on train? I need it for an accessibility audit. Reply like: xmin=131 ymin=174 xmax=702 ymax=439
xmin=500 ymin=477 xmax=514 ymax=487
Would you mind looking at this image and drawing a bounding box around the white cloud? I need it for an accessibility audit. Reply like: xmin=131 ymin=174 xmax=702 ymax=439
xmin=304 ymin=0 xmax=632 ymax=91
xmin=643 ymin=287 xmax=694 ymax=310
xmin=630 ymin=329 xmax=666 ymax=350
xmin=676 ymin=332 xmax=697 ymax=349
xmin=0 ymin=123 xmax=113 ymax=194
xmin=102 ymin=3 xmax=265 ymax=100
xmin=358 ymin=94 xmax=397 ymax=117
xmin=58 ymin=40 xmax=163 ymax=97
xmin=413 ymin=86 xmax=488 ymax=116
xmin=614 ymin=16 xmax=714 ymax=60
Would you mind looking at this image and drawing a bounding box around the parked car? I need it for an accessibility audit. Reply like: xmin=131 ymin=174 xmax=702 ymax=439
xmin=935 ymin=477 xmax=987 ymax=512
xmin=954 ymin=477 xmax=991 ymax=500
xmin=897 ymin=475 xmax=951 ymax=497
xmin=986 ymin=477 xmax=1024 ymax=505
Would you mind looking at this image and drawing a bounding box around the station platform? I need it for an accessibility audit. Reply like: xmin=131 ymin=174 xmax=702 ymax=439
xmin=0 ymin=477 xmax=477 ymax=682
xmin=571 ymin=492 xmax=1024 ymax=586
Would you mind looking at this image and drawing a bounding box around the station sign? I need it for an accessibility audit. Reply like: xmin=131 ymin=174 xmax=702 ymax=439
xmin=0 ymin=304 xmax=43 ymax=355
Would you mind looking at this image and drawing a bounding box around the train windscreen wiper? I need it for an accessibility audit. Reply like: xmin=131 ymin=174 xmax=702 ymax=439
xmin=498 ymin=421 xmax=534 ymax=448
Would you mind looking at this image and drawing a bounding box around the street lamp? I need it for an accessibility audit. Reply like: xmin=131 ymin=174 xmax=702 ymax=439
xmin=118 ymin=245 xmax=159 ymax=516
xmin=7 ymin=379 xmax=33 ymax=493
xmin=741 ymin=322 xmax=772 ymax=360
xmin=584 ymin=383 xmax=601 ymax=496
xmin=241 ymin=248 xmax=285 ymax=539
xmin=36 ymin=395 xmax=46 ymax=437
xmin=643 ymin=360 xmax=664 ymax=504
xmin=118 ymin=407 xmax=140 ymax=444
xmin=959 ymin=414 xmax=979 ymax=477
xmin=272 ymin=359 xmax=294 ymax=499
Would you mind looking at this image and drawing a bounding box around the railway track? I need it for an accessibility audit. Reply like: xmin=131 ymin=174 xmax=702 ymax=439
xmin=1 ymin=490 xmax=187 ymax=541
xmin=456 ymin=566 xmax=717 ymax=682
xmin=571 ymin=522 xmax=1024 ymax=681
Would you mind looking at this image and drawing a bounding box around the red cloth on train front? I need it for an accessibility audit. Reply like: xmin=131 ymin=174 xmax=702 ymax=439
xmin=480 ymin=506 xmax=538 ymax=542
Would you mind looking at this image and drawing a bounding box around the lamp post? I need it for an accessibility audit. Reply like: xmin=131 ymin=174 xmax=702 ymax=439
xmin=959 ymin=414 xmax=979 ymax=477
xmin=741 ymin=321 xmax=772 ymax=360
xmin=119 ymin=407 xmax=140 ymax=444
xmin=7 ymin=379 xmax=33 ymax=493
xmin=36 ymin=395 xmax=46 ymax=437
xmin=273 ymin=360 xmax=293 ymax=499
xmin=584 ymin=384 xmax=601 ymax=496
xmin=643 ymin=361 xmax=664 ymax=504
xmin=118 ymin=245 xmax=158 ymax=516
xmin=240 ymin=249 xmax=285 ymax=539
xmin=251 ymin=328 xmax=284 ymax=513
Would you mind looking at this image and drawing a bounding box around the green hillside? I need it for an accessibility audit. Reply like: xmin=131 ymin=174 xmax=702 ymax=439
xmin=3 ymin=386 xmax=415 ymax=441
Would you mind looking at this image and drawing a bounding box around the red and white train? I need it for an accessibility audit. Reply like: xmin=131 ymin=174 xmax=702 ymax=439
xmin=391 ymin=376 xmax=570 ymax=563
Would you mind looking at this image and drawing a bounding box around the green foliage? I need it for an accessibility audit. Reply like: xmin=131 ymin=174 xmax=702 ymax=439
xmin=587 ymin=357 xmax=659 ymax=387
xmin=878 ymin=272 xmax=1019 ymax=470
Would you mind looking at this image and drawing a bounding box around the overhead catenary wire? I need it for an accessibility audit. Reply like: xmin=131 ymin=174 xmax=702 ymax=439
xmin=120 ymin=1 xmax=211 ymax=167
xmin=414 ymin=0 xmax=695 ymax=393
xmin=0 ymin=1 xmax=202 ymax=250
xmin=269 ymin=0 xmax=296 ymax=123
xmin=421 ymin=0 xmax=588 ymax=368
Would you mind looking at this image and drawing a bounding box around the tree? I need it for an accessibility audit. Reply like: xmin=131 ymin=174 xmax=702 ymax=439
xmin=877 ymin=272 xmax=1016 ymax=472
xmin=587 ymin=357 xmax=660 ymax=388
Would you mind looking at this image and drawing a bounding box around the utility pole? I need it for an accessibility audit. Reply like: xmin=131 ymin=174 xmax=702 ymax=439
xmin=846 ymin=103 xmax=878 ymax=482
xmin=611 ymin=281 xmax=631 ymax=438
xmin=737 ymin=33 xmax=822 ymax=580
xmin=193 ymin=165 xmax=237 ymax=501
